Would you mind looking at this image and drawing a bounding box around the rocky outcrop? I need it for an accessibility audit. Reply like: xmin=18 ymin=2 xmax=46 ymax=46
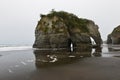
xmin=33 ymin=16 xmax=70 ymax=50
xmin=86 ymin=21 xmax=102 ymax=46
xmin=107 ymin=25 xmax=120 ymax=44
xmin=33 ymin=10 xmax=102 ymax=51
xmin=107 ymin=34 xmax=112 ymax=44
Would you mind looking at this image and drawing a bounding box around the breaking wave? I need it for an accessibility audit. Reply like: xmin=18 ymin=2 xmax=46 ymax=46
xmin=0 ymin=45 xmax=32 ymax=51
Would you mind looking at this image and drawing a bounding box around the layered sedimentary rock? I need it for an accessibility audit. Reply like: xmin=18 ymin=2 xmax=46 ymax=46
xmin=33 ymin=11 xmax=102 ymax=51
xmin=107 ymin=25 xmax=120 ymax=44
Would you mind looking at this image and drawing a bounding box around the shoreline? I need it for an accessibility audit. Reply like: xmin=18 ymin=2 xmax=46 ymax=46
xmin=0 ymin=45 xmax=120 ymax=80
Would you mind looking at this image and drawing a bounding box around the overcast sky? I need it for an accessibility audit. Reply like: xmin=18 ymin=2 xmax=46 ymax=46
xmin=0 ymin=0 xmax=120 ymax=45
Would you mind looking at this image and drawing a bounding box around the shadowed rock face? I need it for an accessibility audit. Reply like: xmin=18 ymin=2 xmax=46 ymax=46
xmin=33 ymin=11 xmax=102 ymax=51
xmin=107 ymin=25 xmax=120 ymax=44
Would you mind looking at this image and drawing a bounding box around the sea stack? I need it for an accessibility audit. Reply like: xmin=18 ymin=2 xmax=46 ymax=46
xmin=33 ymin=10 xmax=102 ymax=51
xmin=107 ymin=25 xmax=120 ymax=44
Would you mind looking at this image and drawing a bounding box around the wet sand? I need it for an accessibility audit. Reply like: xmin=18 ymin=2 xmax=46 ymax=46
xmin=0 ymin=45 xmax=120 ymax=80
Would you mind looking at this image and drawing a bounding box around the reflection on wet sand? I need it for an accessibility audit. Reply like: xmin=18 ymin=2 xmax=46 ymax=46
xmin=100 ymin=44 xmax=120 ymax=57
xmin=33 ymin=47 xmax=102 ymax=68
xmin=2 ymin=44 xmax=120 ymax=80
xmin=108 ymin=45 xmax=120 ymax=52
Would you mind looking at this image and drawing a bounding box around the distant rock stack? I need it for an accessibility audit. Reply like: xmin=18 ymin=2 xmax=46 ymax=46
xmin=33 ymin=10 xmax=102 ymax=51
xmin=107 ymin=25 xmax=120 ymax=44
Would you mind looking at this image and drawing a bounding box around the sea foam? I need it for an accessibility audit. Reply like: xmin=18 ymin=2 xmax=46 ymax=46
xmin=0 ymin=46 xmax=32 ymax=51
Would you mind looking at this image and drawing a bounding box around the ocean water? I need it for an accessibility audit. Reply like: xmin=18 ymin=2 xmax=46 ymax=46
xmin=0 ymin=44 xmax=120 ymax=56
xmin=0 ymin=45 xmax=32 ymax=51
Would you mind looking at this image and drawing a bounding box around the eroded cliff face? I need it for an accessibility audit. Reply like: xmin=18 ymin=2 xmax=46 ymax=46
xmin=33 ymin=11 xmax=102 ymax=51
xmin=86 ymin=21 xmax=102 ymax=46
xmin=107 ymin=25 xmax=120 ymax=44
xmin=33 ymin=16 xmax=70 ymax=50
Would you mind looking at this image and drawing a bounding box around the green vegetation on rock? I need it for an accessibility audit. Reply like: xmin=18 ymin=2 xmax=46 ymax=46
xmin=40 ymin=10 xmax=90 ymax=33
xmin=111 ymin=25 xmax=120 ymax=35
xmin=34 ymin=10 xmax=102 ymax=49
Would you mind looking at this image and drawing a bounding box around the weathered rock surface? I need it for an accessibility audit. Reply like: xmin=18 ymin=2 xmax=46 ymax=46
xmin=107 ymin=25 xmax=120 ymax=44
xmin=33 ymin=11 xmax=102 ymax=51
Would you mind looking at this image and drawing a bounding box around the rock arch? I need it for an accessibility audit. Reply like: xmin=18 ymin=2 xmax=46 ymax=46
xmin=33 ymin=11 xmax=102 ymax=52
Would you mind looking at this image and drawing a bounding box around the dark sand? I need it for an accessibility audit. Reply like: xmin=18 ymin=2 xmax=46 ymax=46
xmin=0 ymin=45 xmax=120 ymax=80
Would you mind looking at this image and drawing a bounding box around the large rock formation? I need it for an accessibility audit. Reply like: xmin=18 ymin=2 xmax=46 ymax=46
xmin=33 ymin=10 xmax=102 ymax=51
xmin=107 ymin=25 xmax=120 ymax=44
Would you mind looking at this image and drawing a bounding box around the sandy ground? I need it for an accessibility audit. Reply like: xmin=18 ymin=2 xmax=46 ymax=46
xmin=0 ymin=45 xmax=120 ymax=80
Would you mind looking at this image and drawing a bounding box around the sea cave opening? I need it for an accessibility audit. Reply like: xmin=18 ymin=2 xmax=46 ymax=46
xmin=68 ymin=38 xmax=74 ymax=52
xmin=90 ymin=37 xmax=96 ymax=45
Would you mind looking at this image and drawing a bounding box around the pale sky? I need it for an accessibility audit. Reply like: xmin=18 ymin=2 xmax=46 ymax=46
xmin=0 ymin=0 xmax=120 ymax=45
